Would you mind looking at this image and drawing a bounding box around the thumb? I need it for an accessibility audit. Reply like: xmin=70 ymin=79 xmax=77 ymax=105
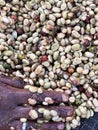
xmin=0 ymin=74 xmax=26 ymax=89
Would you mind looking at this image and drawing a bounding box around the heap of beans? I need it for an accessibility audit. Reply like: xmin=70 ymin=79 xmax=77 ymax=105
xmin=0 ymin=0 xmax=98 ymax=129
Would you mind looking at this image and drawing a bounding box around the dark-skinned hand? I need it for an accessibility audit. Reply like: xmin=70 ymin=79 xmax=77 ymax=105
xmin=0 ymin=75 xmax=74 ymax=130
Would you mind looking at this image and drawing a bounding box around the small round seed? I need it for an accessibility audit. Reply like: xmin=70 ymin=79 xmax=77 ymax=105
xmin=81 ymin=93 xmax=88 ymax=100
xmin=75 ymin=109 xmax=81 ymax=116
xmin=86 ymin=110 xmax=91 ymax=119
xmin=50 ymin=110 xmax=58 ymax=117
xmin=28 ymin=98 xmax=37 ymax=105
xmin=52 ymin=115 xmax=59 ymax=122
xmin=93 ymin=98 xmax=98 ymax=107
xmin=38 ymin=108 xmax=45 ymax=113
xmin=79 ymin=106 xmax=87 ymax=115
xmin=68 ymin=67 xmax=74 ymax=74
xmin=76 ymin=67 xmax=83 ymax=74
xmin=20 ymin=118 xmax=27 ymax=123
xmin=69 ymin=96 xmax=75 ymax=103
xmin=40 ymin=13 xmax=46 ymax=22
xmin=72 ymin=119 xmax=78 ymax=126
xmin=29 ymin=110 xmax=38 ymax=120
xmin=45 ymin=97 xmax=54 ymax=104
xmin=43 ymin=109 xmax=51 ymax=118
xmin=29 ymin=86 xmax=38 ymax=93
xmin=61 ymin=3 xmax=66 ymax=10
xmin=85 ymin=52 xmax=94 ymax=58
xmin=3 ymin=50 xmax=13 ymax=56
xmin=52 ymin=7 xmax=60 ymax=13
xmin=72 ymin=44 xmax=80 ymax=51
xmin=66 ymin=116 xmax=73 ymax=122
xmin=72 ymin=30 xmax=80 ymax=38
xmin=38 ymin=87 xmax=43 ymax=93
xmin=0 ymin=0 xmax=5 ymax=5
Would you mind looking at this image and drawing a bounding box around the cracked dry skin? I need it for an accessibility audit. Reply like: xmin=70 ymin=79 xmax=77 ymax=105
xmin=0 ymin=75 xmax=74 ymax=130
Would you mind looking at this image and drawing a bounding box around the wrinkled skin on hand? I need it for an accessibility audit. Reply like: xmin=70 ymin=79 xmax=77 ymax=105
xmin=0 ymin=75 xmax=74 ymax=130
xmin=0 ymin=75 xmax=32 ymax=130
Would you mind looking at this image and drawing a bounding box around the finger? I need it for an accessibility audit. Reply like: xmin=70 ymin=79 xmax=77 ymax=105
xmin=29 ymin=105 xmax=74 ymax=120
xmin=26 ymin=121 xmax=65 ymax=130
xmin=10 ymin=120 xmax=65 ymax=130
xmin=38 ymin=90 xmax=69 ymax=103
xmin=44 ymin=105 xmax=74 ymax=117
xmin=0 ymin=81 xmax=16 ymax=93
xmin=15 ymin=89 xmax=69 ymax=105
xmin=13 ymin=106 xmax=32 ymax=120
xmin=9 ymin=121 xmax=22 ymax=130
xmin=14 ymin=105 xmax=74 ymax=121
xmin=0 ymin=81 xmax=7 ymax=90
xmin=0 ymin=74 xmax=26 ymax=89
xmin=0 ymin=80 xmax=26 ymax=100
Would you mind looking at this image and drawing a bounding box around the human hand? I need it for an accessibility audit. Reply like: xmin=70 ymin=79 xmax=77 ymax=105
xmin=0 ymin=75 xmax=74 ymax=130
